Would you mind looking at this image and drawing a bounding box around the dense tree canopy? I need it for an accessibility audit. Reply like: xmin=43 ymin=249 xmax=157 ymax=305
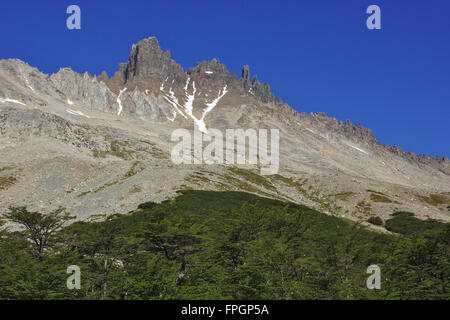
xmin=0 ymin=191 xmax=448 ymax=299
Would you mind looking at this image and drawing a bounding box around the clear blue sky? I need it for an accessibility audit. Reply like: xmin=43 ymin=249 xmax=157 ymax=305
xmin=1 ymin=0 xmax=449 ymax=157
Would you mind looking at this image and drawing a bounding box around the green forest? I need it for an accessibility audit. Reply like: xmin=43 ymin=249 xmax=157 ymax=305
xmin=0 ymin=190 xmax=448 ymax=300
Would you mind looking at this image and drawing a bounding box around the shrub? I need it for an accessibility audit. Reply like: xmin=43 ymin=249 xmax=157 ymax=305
xmin=385 ymin=213 xmax=447 ymax=237
xmin=367 ymin=216 xmax=383 ymax=226
xmin=391 ymin=211 xmax=414 ymax=217
xmin=137 ymin=201 xmax=158 ymax=210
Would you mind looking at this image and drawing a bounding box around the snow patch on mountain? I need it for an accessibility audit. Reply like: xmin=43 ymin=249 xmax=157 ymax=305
xmin=25 ymin=79 xmax=35 ymax=92
xmin=349 ymin=145 xmax=368 ymax=154
xmin=117 ymin=88 xmax=127 ymax=116
xmin=0 ymin=97 xmax=26 ymax=106
xmin=66 ymin=108 xmax=90 ymax=118
xmin=204 ymin=86 xmax=227 ymax=115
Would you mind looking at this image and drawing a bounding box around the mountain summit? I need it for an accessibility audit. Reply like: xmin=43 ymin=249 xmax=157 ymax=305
xmin=99 ymin=36 xmax=280 ymax=105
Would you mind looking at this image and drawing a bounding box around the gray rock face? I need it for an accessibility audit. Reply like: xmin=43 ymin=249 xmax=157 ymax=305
xmin=0 ymin=106 xmax=104 ymax=150
xmin=0 ymin=59 xmax=50 ymax=106
xmin=49 ymin=68 xmax=117 ymax=113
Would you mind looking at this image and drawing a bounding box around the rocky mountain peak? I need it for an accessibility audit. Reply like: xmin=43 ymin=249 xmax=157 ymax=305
xmin=1 ymin=40 xmax=449 ymax=221
xmin=97 ymin=36 xmax=282 ymax=105
xmin=99 ymin=36 xmax=185 ymax=94
xmin=123 ymin=36 xmax=185 ymax=91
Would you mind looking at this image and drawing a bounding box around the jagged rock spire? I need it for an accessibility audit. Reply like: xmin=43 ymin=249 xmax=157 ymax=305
xmin=242 ymin=65 xmax=250 ymax=88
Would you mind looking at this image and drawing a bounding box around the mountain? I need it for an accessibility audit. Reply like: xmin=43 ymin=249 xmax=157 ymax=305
xmin=0 ymin=36 xmax=449 ymax=225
